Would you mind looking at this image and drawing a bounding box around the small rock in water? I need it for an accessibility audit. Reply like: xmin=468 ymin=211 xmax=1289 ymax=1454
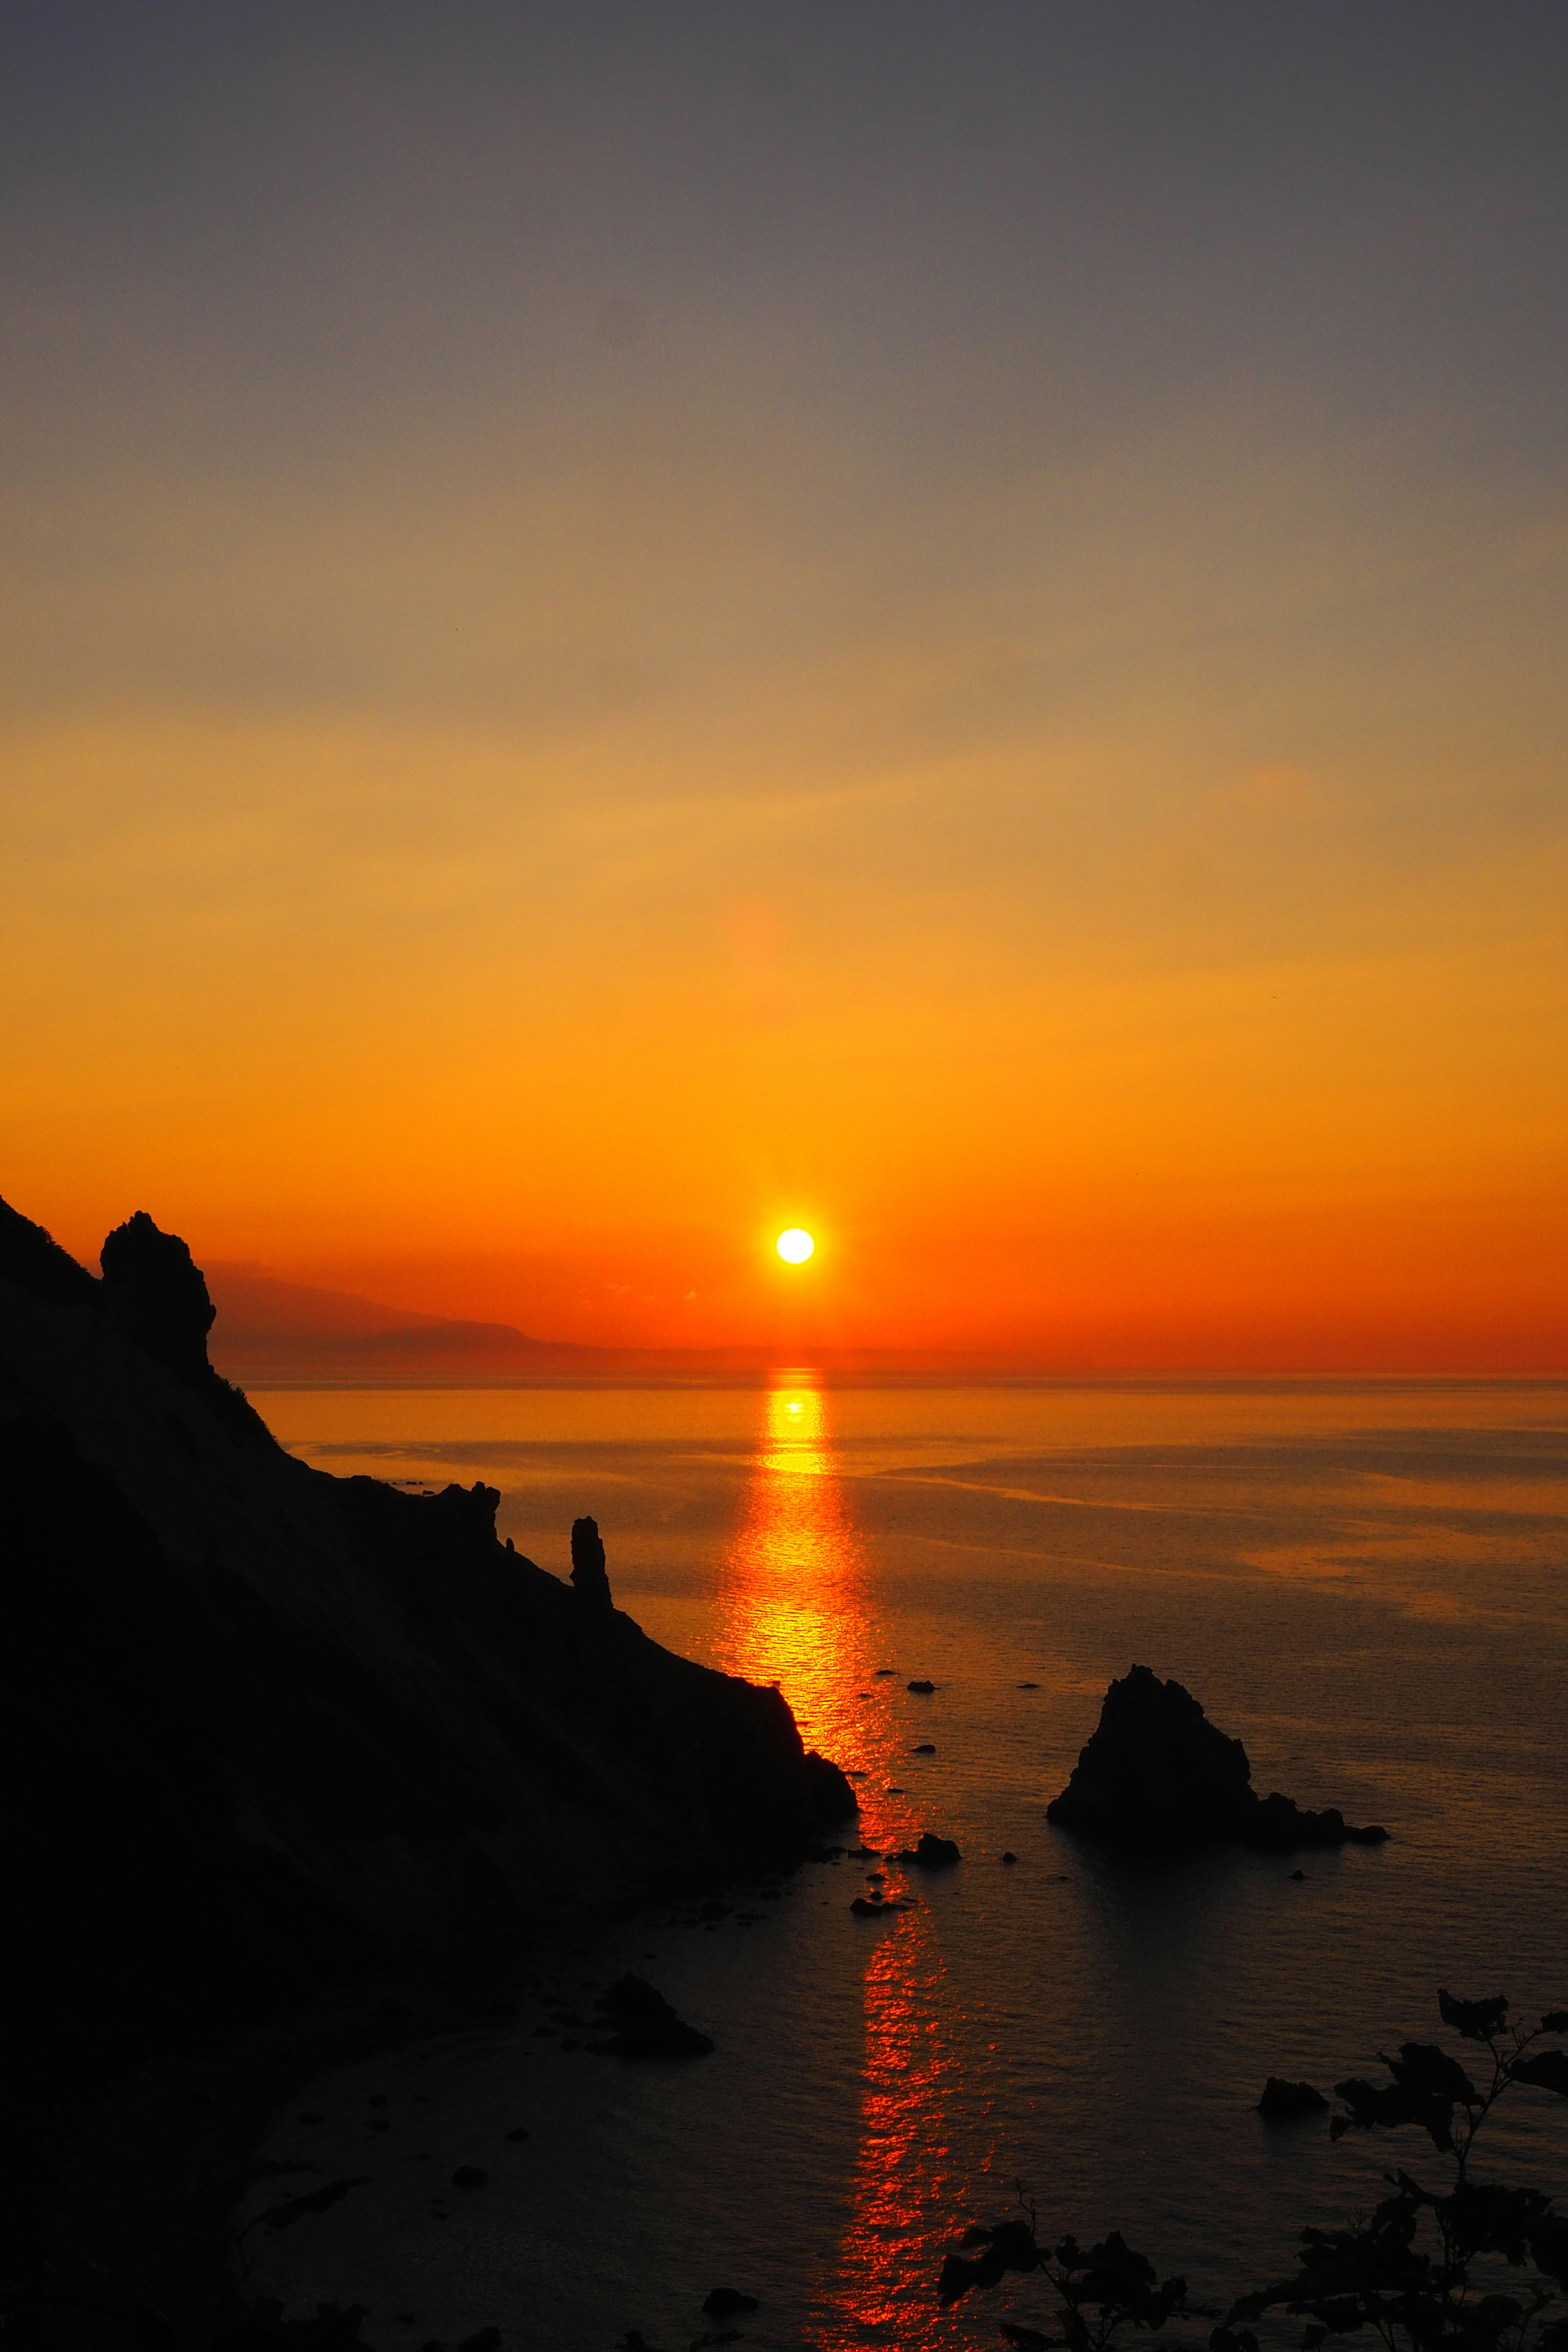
xmin=907 ymin=1678 xmax=937 ymax=1693
xmin=911 ymin=1742 xmax=936 ymax=1754
xmin=1290 ymin=1868 xmax=1307 ymax=1881
xmin=451 ymin=2166 xmax=488 ymax=2189
xmin=702 ymin=2290 xmax=760 ymax=2316
xmin=874 ymin=1668 xmax=896 ymax=1677
xmin=1017 ymin=1680 xmax=1039 ymax=1689
xmin=1256 ymin=2077 xmax=1328 ymax=2119
xmin=898 ymin=1831 xmax=961 ymax=1866
xmin=1002 ymin=1851 xmax=1018 ymax=1864
xmin=595 ymin=1973 xmax=714 ymax=2057
xmin=503 ymin=2126 xmax=530 ymax=2142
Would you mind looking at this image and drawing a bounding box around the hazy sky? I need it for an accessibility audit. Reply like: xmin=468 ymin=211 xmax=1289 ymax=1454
xmin=4 ymin=2 xmax=1566 ymax=1362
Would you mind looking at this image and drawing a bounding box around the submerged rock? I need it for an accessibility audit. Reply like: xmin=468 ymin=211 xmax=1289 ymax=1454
xmin=1257 ymin=2076 xmax=1329 ymax=2119
xmin=1045 ymin=1666 xmax=1389 ymax=1852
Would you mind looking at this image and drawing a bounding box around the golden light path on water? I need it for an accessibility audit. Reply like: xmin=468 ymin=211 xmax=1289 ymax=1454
xmin=712 ymin=1374 xmax=871 ymax=1772
xmin=713 ymin=1373 xmax=962 ymax=2350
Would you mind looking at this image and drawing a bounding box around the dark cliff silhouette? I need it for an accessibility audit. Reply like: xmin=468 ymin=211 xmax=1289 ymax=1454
xmin=0 ymin=1192 xmax=853 ymax=2322
xmin=1046 ymin=1665 xmax=1388 ymax=1851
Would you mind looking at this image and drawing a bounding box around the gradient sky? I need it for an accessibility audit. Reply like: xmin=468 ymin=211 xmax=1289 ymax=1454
xmin=3 ymin=2 xmax=1566 ymax=1364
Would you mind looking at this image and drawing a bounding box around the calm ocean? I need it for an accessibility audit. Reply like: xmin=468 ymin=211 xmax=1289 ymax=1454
xmin=238 ymin=1379 xmax=1568 ymax=2352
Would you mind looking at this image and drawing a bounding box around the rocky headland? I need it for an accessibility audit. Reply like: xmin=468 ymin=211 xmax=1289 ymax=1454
xmin=0 ymin=1194 xmax=853 ymax=2345
xmin=1046 ymin=1664 xmax=1388 ymax=1851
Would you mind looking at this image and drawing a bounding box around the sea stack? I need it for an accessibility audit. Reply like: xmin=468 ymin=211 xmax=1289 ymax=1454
xmin=571 ymin=1513 xmax=614 ymax=1610
xmin=1046 ymin=1666 xmax=1388 ymax=1852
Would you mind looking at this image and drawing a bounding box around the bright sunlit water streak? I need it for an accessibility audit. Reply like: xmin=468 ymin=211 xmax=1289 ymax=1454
xmin=241 ymin=1377 xmax=1568 ymax=2352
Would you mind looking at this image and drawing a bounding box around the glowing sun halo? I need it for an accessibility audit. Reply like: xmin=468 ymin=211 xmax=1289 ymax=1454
xmin=776 ymin=1227 xmax=815 ymax=1264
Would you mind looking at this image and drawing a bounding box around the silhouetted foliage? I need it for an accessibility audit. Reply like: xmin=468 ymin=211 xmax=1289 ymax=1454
xmin=939 ymin=1993 xmax=1568 ymax=2352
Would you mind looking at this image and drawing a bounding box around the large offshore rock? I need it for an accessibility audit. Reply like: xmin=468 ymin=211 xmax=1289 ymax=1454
xmin=1045 ymin=1665 xmax=1388 ymax=1852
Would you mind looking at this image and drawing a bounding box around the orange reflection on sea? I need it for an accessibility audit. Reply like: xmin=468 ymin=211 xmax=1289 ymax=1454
xmin=816 ymin=1903 xmax=965 ymax=2351
xmin=716 ymin=1374 xmax=965 ymax=2349
xmin=712 ymin=1371 xmax=880 ymax=1774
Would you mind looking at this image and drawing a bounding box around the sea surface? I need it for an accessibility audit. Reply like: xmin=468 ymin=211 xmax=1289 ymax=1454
xmin=238 ymin=1378 xmax=1568 ymax=2352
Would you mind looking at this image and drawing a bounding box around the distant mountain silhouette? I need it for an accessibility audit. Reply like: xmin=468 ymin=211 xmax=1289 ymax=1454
xmin=206 ymin=1263 xmax=613 ymax=1378
xmin=205 ymin=1262 xmax=1033 ymax=1382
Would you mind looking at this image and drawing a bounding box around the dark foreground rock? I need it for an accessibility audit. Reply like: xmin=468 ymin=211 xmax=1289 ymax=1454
xmin=594 ymin=1974 xmax=713 ymax=2056
xmin=1257 ymin=2076 xmax=1330 ymax=2118
xmin=1045 ymin=1666 xmax=1388 ymax=1852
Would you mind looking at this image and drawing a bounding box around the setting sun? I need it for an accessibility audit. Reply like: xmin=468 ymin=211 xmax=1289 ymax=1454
xmin=776 ymin=1228 xmax=815 ymax=1265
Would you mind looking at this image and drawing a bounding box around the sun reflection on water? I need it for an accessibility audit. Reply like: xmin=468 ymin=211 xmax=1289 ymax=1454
xmin=713 ymin=1372 xmax=879 ymax=1773
xmin=823 ymin=1908 xmax=966 ymax=2351
xmin=717 ymin=1374 xmax=964 ymax=2349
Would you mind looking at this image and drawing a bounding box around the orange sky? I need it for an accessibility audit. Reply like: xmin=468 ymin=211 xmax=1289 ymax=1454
xmin=3 ymin=7 xmax=1566 ymax=1368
